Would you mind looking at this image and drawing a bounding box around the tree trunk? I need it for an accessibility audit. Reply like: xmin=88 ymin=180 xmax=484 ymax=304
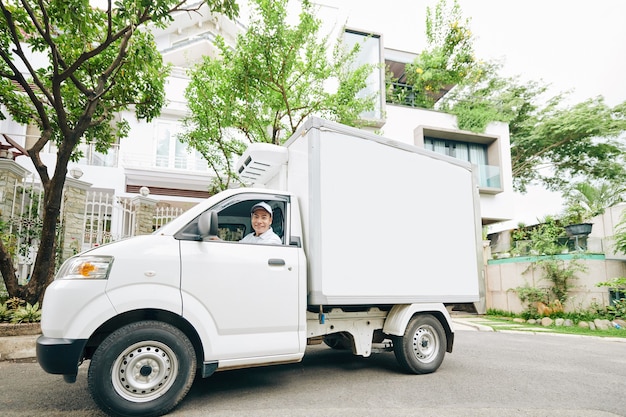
xmin=24 ymin=160 xmax=68 ymax=305
xmin=0 ymin=237 xmax=21 ymax=298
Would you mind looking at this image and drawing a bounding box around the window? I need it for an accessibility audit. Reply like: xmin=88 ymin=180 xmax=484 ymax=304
xmin=175 ymin=195 xmax=289 ymax=244
xmin=343 ymin=29 xmax=384 ymax=122
xmin=77 ymin=142 xmax=119 ymax=167
xmin=156 ymin=122 xmax=187 ymax=169
xmin=425 ymin=137 xmax=487 ymax=165
xmin=425 ymin=136 xmax=500 ymax=189
xmin=155 ymin=121 xmax=208 ymax=171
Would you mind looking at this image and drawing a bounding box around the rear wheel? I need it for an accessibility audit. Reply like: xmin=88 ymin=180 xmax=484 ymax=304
xmin=88 ymin=320 xmax=196 ymax=417
xmin=393 ymin=314 xmax=446 ymax=374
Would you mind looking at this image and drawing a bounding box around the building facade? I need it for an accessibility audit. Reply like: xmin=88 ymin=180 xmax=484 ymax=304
xmin=1 ymin=1 xmax=515 ymax=248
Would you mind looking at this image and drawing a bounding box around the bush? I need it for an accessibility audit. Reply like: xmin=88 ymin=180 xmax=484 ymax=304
xmin=0 ymin=303 xmax=11 ymax=322
xmin=605 ymin=298 xmax=626 ymax=320
xmin=10 ymin=302 xmax=42 ymax=323
xmin=0 ymin=298 xmax=42 ymax=323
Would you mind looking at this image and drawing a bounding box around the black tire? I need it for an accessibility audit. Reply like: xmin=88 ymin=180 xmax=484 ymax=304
xmin=393 ymin=314 xmax=446 ymax=374
xmin=88 ymin=321 xmax=196 ymax=417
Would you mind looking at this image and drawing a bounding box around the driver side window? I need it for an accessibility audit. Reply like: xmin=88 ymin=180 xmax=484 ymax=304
xmin=217 ymin=199 xmax=286 ymax=244
xmin=174 ymin=196 xmax=288 ymax=244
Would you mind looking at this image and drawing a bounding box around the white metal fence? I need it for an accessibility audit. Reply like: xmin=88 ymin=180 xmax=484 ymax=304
xmin=83 ymin=192 xmax=133 ymax=249
xmin=82 ymin=192 xmax=185 ymax=250
xmin=154 ymin=205 xmax=185 ymax=230
xmin=4 ymin=176 xmax=48 ymax=284
xmin=4 ymin=178 xmax=186 ymax=281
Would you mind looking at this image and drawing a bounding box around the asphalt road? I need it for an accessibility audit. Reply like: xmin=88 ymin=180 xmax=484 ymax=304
xmin=1 ymin=330 xmax=625 ymax=417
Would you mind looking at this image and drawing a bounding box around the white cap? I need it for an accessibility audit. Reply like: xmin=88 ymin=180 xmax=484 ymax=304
xmin=251 ymin=202 xmax=272 ymax=215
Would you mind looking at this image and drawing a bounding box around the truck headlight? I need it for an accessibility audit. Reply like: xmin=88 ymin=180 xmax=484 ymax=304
xmin=56 ymin=256 xmax=114 ymax=280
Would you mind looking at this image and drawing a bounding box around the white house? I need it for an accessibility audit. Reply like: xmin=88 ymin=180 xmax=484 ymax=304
xmin=1 ymin=1 xmax=515 ymax=238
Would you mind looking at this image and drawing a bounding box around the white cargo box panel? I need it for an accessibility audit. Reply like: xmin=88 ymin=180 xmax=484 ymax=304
xmin=285 ymin=118 xmax=482 ymax=305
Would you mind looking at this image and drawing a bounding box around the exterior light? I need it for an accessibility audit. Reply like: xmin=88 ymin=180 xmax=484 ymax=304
xmin=69 ymin=167 xmax=83 ymax=179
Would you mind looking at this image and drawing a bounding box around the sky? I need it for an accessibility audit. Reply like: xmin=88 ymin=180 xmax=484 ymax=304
xmin=323 ymin=0 xmax=626 ymax=227
xmin=329 ymin=0 xmax=626 ymax=107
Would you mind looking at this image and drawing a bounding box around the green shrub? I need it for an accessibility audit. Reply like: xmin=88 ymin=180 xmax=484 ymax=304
xmin=0 ymin=302 xmax=12 ymax=322
xmin=605 ymin=298 xmax=626 ymax=320
xmin=5 ymin=297 xmax=24 ymax=310
xmin=10 ymin=302 xmax=42 ymax=324
xmin=0 ymin=297 xmax=43 ymax=323
xmin=510 ymin=284 xmax=548 ymax=318
xmin=596 ymin=277 xmax=626 ymax=289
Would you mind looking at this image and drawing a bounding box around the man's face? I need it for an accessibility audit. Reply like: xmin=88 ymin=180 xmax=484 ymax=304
xmin=251 ymin=209 xmax=272 ymax=236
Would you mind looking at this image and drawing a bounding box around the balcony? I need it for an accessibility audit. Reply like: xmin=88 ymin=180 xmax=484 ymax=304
xmin=476 ymin=164 xmax=501 ymax=192
xmin=385 ymin=81 xmax=453 ymax=108
xmin=122 ymin=151 xmax=209 ymax=173
xmin=386 ymin=82 xmax=419 ymax=107
xmin=77 ymin=143 xmax=119 ymax=167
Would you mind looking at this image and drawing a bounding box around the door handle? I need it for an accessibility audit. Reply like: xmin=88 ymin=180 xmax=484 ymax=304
xmin=268 ymin=258 xmax=285 ymax=266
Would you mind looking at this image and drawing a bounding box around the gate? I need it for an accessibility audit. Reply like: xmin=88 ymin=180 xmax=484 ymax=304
xmin=82 ymin=192 xmax=134 ymax=249
xmin=3 ymin=176 xmax=187 ymax=281
xmin=154 ymin=205 xmax=184 ymax=230
xmin=4 ymin=175 xmax=48 ymax=284
xmin=82 ymin=192 xmax=185 ymax=249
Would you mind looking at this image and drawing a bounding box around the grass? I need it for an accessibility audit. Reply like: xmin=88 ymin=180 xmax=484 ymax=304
xmin=484 ymin=316 xmax=626 ymax=338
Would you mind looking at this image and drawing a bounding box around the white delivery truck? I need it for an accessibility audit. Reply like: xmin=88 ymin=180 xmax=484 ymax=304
xmin=37 ymin=117 xmax=483 ymax=417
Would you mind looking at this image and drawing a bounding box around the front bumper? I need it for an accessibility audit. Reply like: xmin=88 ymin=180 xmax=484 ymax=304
xmin=36 ymin=335 xmax=88 ymax=380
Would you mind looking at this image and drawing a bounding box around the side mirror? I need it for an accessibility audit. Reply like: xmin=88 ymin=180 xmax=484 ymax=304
xmin=198 ymin=210 xmax=219 ymax=241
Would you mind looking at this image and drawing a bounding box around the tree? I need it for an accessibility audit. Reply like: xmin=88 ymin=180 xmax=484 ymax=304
xmin=438 ymin=67 xmax=626 ymax=192
xmin=403 ymin=0 xmax=477 ymax=108
xmin=562 ymin=181 xmax=625 ymax=224
xmin=181 ymin=0 xmax=377 ymax=191
xmin=0 ymin=0 xmax=238 ymax=304
xmin=386 ymin=0 xmax=626 ymax=194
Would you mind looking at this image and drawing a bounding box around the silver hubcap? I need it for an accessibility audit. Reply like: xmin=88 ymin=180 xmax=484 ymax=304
xmin=112 ymin=341 xmax=178 ymax=402
xmin=412 ymin=325 xmax=439 ymax=363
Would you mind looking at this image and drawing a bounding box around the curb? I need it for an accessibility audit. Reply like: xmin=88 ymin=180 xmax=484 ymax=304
xmin=452 ymin=317 xmax=626 ymax=343
xmin=0 ymin=334 xmax=38 ymax=361
xmin=451 ymin=318 xmax=494 ymax=332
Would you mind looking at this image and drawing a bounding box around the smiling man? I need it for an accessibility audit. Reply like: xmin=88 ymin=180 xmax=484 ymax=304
xmin=239 ymin=202 xmax=282 ymax=245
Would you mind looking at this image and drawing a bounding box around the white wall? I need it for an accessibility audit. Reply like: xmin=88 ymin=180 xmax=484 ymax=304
xmin=383 ymin=104 xmax=515 ymax=224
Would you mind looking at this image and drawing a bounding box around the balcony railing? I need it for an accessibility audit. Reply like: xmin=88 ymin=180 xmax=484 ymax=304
xmin=123 ymin=152 xmax=209 ymax=172
xmin=386 ymin=81 xmax=419 ymax=107
xmin=476 ymin=164 xmax=501 ymax=190
xmin=77 ymin=143 xmax=119 ymax=167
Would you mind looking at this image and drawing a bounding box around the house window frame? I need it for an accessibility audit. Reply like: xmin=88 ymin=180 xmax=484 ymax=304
xmin=343 ymin=28 xmax=385 ymax=126
xmin=154 ymin=120 xmax=208 ymax=171
xmin=415 ymin=125 xmax=504 ymax=194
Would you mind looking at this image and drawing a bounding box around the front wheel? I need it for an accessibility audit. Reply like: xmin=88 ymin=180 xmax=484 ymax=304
xmin=88 ymin=321 xmax=196 ymax=417
xmin=393 ymin=314 xmax=446 ymax=374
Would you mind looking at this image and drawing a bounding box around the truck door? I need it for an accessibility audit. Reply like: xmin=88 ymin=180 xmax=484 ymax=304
xmin=178 ymin=196 xmax=302 ymax=360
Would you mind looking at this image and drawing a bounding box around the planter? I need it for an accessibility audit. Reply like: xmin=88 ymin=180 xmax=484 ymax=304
xmin=564 ymin=223 xmax=593 ymax=237
xmin=0 ymin=322 xmax=41 ymax=337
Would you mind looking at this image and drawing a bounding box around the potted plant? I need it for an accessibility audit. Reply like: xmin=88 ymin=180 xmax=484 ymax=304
xmin=562 ymin=203 xmax=593 ymax=237
xmin=529 ymin=216 xmax=568 ymax=256
xmin=562 ymin=181 xmax=624 ymax=237
xmin=511 ymin=222 xmax=532 ymax=256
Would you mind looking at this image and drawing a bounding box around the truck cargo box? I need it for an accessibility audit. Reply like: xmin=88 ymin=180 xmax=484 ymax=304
xmin=248 ymin=117 xmax=482 ymax=305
